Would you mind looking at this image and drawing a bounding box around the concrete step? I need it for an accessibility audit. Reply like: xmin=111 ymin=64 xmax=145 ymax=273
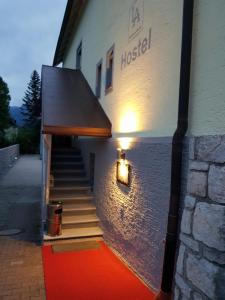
xmin=50 ymin=194 xmax=94 ymax=203
xmin=45 ymin=147 xmax=103 ymax=243
xmin=52 ymin=169 xmax=86 ymax=177
xmin=44 ymin=236 xmax=103 ymax=246
xmin=62 ymin=203 xmax=96 ymax=214
xmin=52 ymin=148 xmax=81 ymax=155
xmin=52 ymin=162 xmax=84 ymax=170
xmin=62 ymin=214 xmax=99 ymax=229
xmin=52 ymin=154 xmax=82 ymax=159
xmin=53 ymin=180 xmax=90 ymax=187
xmin=51 ymin=185 xmax=91 ymax=192
xmin=53 ymin=177 xmax=89 ymax=182
xmin=43 ymin=226 xmax=103 ymax=241
xmin=52 ymin=157 xmax=83 ymax=163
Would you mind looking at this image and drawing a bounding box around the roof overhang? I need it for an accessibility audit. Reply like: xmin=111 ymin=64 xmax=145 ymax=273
xmin=41 ymin=65 xmax=112 ymax=137
xmin=53 ymin=0 xmax=86 ymax=66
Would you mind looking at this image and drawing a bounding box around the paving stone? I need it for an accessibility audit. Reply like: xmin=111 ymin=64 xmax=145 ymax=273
xmin=0 ymin=237 xmax=45 ymax=299
xmin=187 ymin=171 xmax=207 ymax=197
xmin=186 ymin=253 xmax=225 ymax=299
xmin=208 ymin=165 xmax=225 ymax=204
xmin=195 ymin=135 xmax=225 ymax=163
xmin=193 ymin=202 xmax=225 ymax=251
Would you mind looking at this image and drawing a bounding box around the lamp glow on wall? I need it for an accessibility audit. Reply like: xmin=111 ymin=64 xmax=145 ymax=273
xmin=118 ymin=110 xmax=139 ymax=149
xmin=119 ymin=111 xmax=137 ymax=133
xmin=116 ymin=110 xmax=138 ymax=186
xmin=117 ymin=149 xmax=131 ymax=186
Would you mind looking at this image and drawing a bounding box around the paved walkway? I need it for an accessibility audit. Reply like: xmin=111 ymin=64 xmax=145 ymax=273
xmin=0 ymin=155 xmax=45 ymax=300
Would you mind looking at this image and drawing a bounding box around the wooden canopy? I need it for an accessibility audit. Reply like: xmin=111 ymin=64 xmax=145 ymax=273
xmin=41 ymin=65 xmax=112 ymax=137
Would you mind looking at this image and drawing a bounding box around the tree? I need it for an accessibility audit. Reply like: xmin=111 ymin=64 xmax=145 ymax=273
xmin=0 ymin=76 xmax=11 ymax=133
xmin=21 ymin=70 xmax=41 ymax=127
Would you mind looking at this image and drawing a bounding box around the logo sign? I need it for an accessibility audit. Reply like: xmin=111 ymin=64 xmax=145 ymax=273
xmin=129 ymin=0 xmax=144 ymax=41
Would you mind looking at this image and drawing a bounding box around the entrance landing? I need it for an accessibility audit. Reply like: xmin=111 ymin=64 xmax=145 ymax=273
xmin=42 ymin=241 xmax=155 ymax=300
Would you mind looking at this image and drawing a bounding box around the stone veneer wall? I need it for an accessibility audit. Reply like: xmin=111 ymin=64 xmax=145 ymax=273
xmin=175 ymin=135 xmax=225 ymax=300
xmin=78 ymin=137 xmax=172 ymax=290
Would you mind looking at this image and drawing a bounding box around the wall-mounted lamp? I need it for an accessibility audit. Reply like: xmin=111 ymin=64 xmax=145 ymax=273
xmin=117 ymin=148 xmax=126 ymax=160
xmin=116 ymin=148 xmax=131 ymax=187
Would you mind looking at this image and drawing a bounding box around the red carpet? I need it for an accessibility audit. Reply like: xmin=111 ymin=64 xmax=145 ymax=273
xmin=42 ymin=241 xmax=155 ymax=300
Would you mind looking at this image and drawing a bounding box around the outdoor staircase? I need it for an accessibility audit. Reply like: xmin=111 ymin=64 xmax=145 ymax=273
xmin=44 ymin=146 xmax=103 ymax=242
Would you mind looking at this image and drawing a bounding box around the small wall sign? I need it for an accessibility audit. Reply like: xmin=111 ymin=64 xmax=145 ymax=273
xmin=117 ymin=160 xmax=131 ymax=187
xmin=129 ymin=0 xmax=144 ymax=41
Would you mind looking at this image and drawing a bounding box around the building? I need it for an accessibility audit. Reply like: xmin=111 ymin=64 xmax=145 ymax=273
xmin=41 ymin=0 xmax=225 ymax=299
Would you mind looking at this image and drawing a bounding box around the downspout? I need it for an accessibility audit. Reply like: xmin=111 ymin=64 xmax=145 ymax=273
xmin=155 ymin=1 xmax=194 ymax=299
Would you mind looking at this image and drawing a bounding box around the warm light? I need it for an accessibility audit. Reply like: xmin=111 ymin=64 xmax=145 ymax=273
xmin=119 ymin=111 xmax=137 ymax=133
xmin=119 ymin=160 xmax=127 ymax=178
xmin=118 ymin=137 xmax=133 ymax=150
xmin=117 ymin=159 xmax=131 ymax=186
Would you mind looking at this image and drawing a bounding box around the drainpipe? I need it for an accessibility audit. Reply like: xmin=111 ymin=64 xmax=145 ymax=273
xmin=155 ymin=1 xmax=194 ymax=299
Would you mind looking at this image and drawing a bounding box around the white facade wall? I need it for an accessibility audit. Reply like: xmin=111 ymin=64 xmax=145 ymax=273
xmin=64 ymin=0 xmax=182 ymax=137
xmin=63 ymin=0 xmax=225 ymax=138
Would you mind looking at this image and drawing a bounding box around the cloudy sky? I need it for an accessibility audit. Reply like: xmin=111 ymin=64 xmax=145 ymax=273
xmin=0 ymin=0 xmax=67 ymax=106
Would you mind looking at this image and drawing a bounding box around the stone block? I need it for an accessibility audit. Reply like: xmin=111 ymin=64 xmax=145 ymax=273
xmin=181 ymin=209 xmax=192 ymax=234
xmin=184 ymin=195 xmax=196 ymax=210
xmin=186 ymin=253 xmax=225 ymax=299
xmin=195 ymin=135 xmax=225 ymax=163
xmin=180 ymin=296 xmax=189 ymax=300
xmin=187 ymin=171 xmax=207 ymax=197
xmin=176 ymin=244 xmax=186 ymax=275
xmin=189 ymin=161 xmax=209 ymax=171
xmin=193 ymin=202 xmax=225 ymax=251
xmin=193 ymin=292 xmax=204 ymax=300
xmin=189 ymin=137 xmax=195 ymax=160
xmin=173 ymin=286 xmax=180 ymax=300
xmin=203 ymin=246 xmax=225 ymax=265
xmin=208 ymin=165 xmax=225 ymax=204
xmin=175 ymin=273 xmax=191 ymax=298
xmin=180 ymin=233 xmax=199 ymax=252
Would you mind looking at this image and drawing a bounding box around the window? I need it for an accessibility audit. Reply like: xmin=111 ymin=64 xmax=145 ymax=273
xmin=95 ymin=60 xmax=102 ymax=98
xmin=105 ymin=45 xmax=114 ymax=93
xmin=76 ymin=41 xmax=82 ymax=70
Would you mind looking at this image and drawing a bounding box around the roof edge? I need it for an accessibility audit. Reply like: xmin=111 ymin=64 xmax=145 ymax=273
xmin=53 ymin=0 xmax=86 ymax=66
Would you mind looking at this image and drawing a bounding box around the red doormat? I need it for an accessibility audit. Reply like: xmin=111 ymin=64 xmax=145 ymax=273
xmin=42 ymin=241 xmax=155 ymax=300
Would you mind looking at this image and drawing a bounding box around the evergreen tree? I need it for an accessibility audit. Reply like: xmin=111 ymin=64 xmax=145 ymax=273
xmin=0 ymin=76 xmax=11 ymax=133
xmin=21 ymin=70 xmax=41 ymax=127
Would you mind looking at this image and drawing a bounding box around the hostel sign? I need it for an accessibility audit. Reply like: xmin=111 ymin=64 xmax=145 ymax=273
xmin=121 ymin=28 xmax=151 ymax=70
xmin=129 ymin=0 xmax=144 ymax=40
xmin=121 ymin=0 xmax=151 ymax=70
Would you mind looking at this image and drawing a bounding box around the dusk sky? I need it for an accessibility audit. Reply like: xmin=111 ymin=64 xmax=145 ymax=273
xmin=0 ymin=0 xmax=67 ymax=106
